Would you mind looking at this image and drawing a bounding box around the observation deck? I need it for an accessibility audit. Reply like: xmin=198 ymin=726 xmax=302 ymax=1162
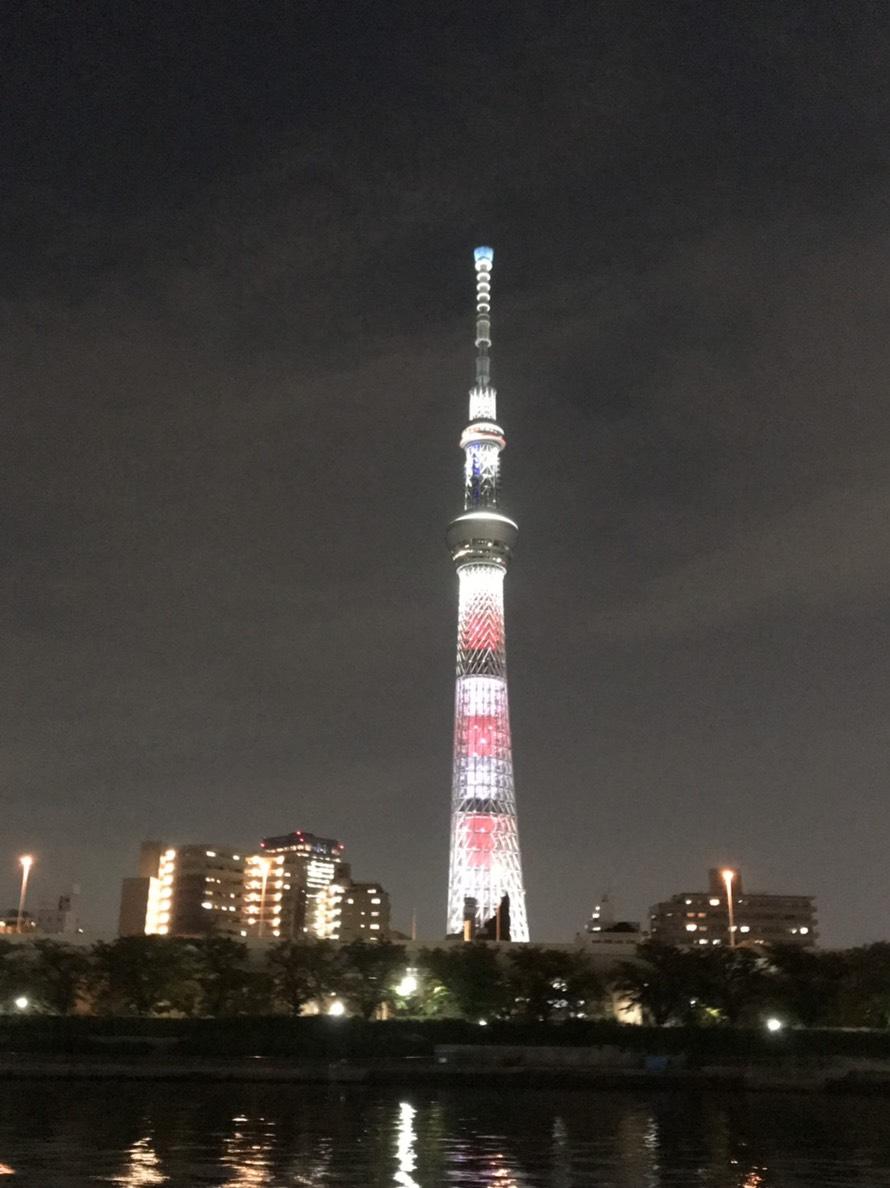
xmin=446 ymin=509 xmax=518 ymax=569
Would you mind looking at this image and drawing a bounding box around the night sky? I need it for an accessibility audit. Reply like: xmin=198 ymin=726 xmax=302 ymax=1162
xmin=4 ymin=2 xmax=890 ymax=945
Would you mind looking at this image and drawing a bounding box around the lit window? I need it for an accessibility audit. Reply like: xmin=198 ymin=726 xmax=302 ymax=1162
xmin=740 ymin=925 xmax=751 ymax=934
xmin=799 ymin=926 xmax=809 ymax=935
xmin=206 ymin=851 xmax=216 ymax=857
xmin=201 ymin=901 xmax=212 ymax=910
xmin=371 ymin=898 xmax=381 ymax=905
xmin=685 ymin=899 xmax=692 ymax=905
xmin=709 ymin=898 xmax=720 ymax=906
xmin=369 ymin=924 xmax=380 ymax=930
xmin=685 ymin=924 xmax=697 ymax=932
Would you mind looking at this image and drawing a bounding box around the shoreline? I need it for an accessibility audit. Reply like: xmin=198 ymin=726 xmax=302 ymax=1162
xmin=0 ymin=1055 xmax=887 ymax=1093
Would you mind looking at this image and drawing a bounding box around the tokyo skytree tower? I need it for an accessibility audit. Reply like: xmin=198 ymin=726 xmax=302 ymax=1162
xmin=445 ymin=246 xmax=529 ymax=942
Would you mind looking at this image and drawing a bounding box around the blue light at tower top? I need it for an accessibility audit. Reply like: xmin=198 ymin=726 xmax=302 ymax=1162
xmin=474 ymin=245 xmax=494 ymax=264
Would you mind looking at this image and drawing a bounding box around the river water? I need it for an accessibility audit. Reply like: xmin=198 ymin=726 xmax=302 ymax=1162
xmin=0 ymin=1082 xmax=889 ymax=1186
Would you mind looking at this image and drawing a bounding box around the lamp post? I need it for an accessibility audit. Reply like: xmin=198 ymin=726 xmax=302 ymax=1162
xmin=16 ymin=855 xmax=33 ymax=934
xmin=721 ymin=868 xmax=736 ymax=949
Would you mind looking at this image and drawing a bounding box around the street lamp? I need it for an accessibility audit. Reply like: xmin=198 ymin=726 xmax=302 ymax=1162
xmin=721 ymin=868 xmax=736 ymax=949
xmin=396 ymin=971 xmax=418 ymax=997
xmin=16 ymin=856 xmax=33 ymax=935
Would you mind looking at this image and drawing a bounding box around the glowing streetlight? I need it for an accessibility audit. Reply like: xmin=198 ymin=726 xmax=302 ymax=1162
xmin=396 ymin=971 xmax=418 ymax=997
xmin=13 ymin=996 xmax=28 ymax=1012
xmin=721 ymin=869 xmax=736 ymax=949
xmin=16 ymin=855 xmax=33 ymax=935
xmin=328 ymin=1000 xmax=345 ymax=1017
xmin=765 ymin=1017 xmax=783 ymax=1033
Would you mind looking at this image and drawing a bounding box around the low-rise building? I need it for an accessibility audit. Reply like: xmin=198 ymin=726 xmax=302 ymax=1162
xmin=117 ymin=834 xmax=390 ymax=943
xmin=649 ymin=867 xmax=817 ymax=949
xmin=315 ymin=870 xmax=391 ymax=942
xmin=575 ymin=894 xmax=645 ymax=954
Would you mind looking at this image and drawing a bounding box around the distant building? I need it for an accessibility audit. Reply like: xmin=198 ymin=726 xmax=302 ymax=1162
xmin=244 ymin=832 xmax=345 ymax=941
xmin=119 ymin=840 xmax=245 ymax=938
xmin=117 ymin=832 xmax=389 ymax=943
xmin=0 ymin=910 xmax=35 ymax=934
xmin=649 ymin=868 xmax=817 ymax=949
xmin=315 ymin=871 xmax=391 ymax=942
xmin=0 ymin=890 xmax=81 ymax=937
xmin=35 ymin=891 xmax=81 ymax=936
xmin=575 ymin=894 xmax=644 ymax=954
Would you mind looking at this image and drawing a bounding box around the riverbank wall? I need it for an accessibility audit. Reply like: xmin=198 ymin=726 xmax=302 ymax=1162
xmin=2 ymin=1018 xmax=890 ymax=1091
xmin=0 ymin=1050 xmax=888 ymax=1093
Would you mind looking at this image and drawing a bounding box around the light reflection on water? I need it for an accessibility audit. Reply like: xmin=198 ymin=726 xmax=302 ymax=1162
xmin=0 ymin=1084 xmax=889 ymax=1185
xmin=394 ymin=1101 xmax=420 ymax=1188
xmin=110 ymin=1137 xmax=168 ymax=1186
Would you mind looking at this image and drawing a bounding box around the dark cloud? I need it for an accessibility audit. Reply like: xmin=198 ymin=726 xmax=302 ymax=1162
xmin=3 ymin=1 xmax=890 ymax=943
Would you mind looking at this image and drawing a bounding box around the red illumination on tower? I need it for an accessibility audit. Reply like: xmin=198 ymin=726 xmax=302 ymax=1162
xmin=445 ymin=247 xmax=528 ymax=941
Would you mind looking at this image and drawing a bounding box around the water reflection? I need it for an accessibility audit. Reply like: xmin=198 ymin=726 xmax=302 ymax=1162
xmin=0 ymin=1084 xmax=889 ymax=1185
xmin=550 ymin=1116 xmax=571 ymax=1188
xmin=394 ymin=1101 xmax=420 ymax=1188
xmin=221 ymin=1116 xmax=275 ymax=1186
xmin=110 ymin=1137 xmax=167 ymax=1186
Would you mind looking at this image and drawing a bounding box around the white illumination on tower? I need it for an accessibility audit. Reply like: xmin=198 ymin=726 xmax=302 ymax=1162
xmin=444 ymin=246 xmax=529 ymax=942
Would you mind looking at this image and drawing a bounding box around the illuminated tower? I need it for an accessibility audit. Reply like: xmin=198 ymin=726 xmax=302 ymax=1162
xmin=445 ymin=246 xmax=529 ymax=941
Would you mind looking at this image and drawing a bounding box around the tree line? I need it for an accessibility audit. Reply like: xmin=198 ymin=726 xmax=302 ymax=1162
xmin=617 ymin=940 xmax=890 ymax=1028
xmin=0 ymin=936 xmax=601 ymax=1020
xmin=3 ymin=936 xmax=890 ymax=1027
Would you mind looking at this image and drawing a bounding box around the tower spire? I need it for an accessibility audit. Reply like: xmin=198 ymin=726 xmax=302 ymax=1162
xmin=473 ymin=245 xmax=493 ymax=389
xmin=444 ymin=246 xmax=529 ymax=942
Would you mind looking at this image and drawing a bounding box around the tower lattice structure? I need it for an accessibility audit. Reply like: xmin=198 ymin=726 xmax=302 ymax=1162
xmin=445 ymin=246 xmax=529 ymax=941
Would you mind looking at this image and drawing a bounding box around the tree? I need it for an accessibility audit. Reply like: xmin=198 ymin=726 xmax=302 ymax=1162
xmin=611 ymin=941 xmax=703 ymax=1026
xmin=267 ymin=940 xmax=341 ymax=1016
xmin=89 ymin=936 xmax=199 ymax=1016
xmin=839 ymin=944 xmax=890 ymax=1028
xmin=695 ymin=946 xmax=771 ymax=1026
xmin=338 ymin=941 xmax=405 ymax=1020
xmin=190 ymin=936 xmax=254 ymax=1016
xmin=420 ymin=945 xmax=511 ymax=1021
xmin=506 ymin=947 xmax=604 ymax=1022
xmin=0 ymin=940 xmax=21 ymax=1008
xmin=27 ymin=941 xmax=91 ymax=1015
xmin=766 ymin=945 xmax=846 ymax=1028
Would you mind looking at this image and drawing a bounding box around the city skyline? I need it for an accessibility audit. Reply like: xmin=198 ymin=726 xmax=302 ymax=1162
xmin=5 ymin=5 xmax=890 ymax=946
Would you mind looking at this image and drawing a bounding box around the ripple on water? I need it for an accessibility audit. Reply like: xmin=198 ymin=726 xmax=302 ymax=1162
xmin=0 ymin=1084 xmax=889 ymax=1186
